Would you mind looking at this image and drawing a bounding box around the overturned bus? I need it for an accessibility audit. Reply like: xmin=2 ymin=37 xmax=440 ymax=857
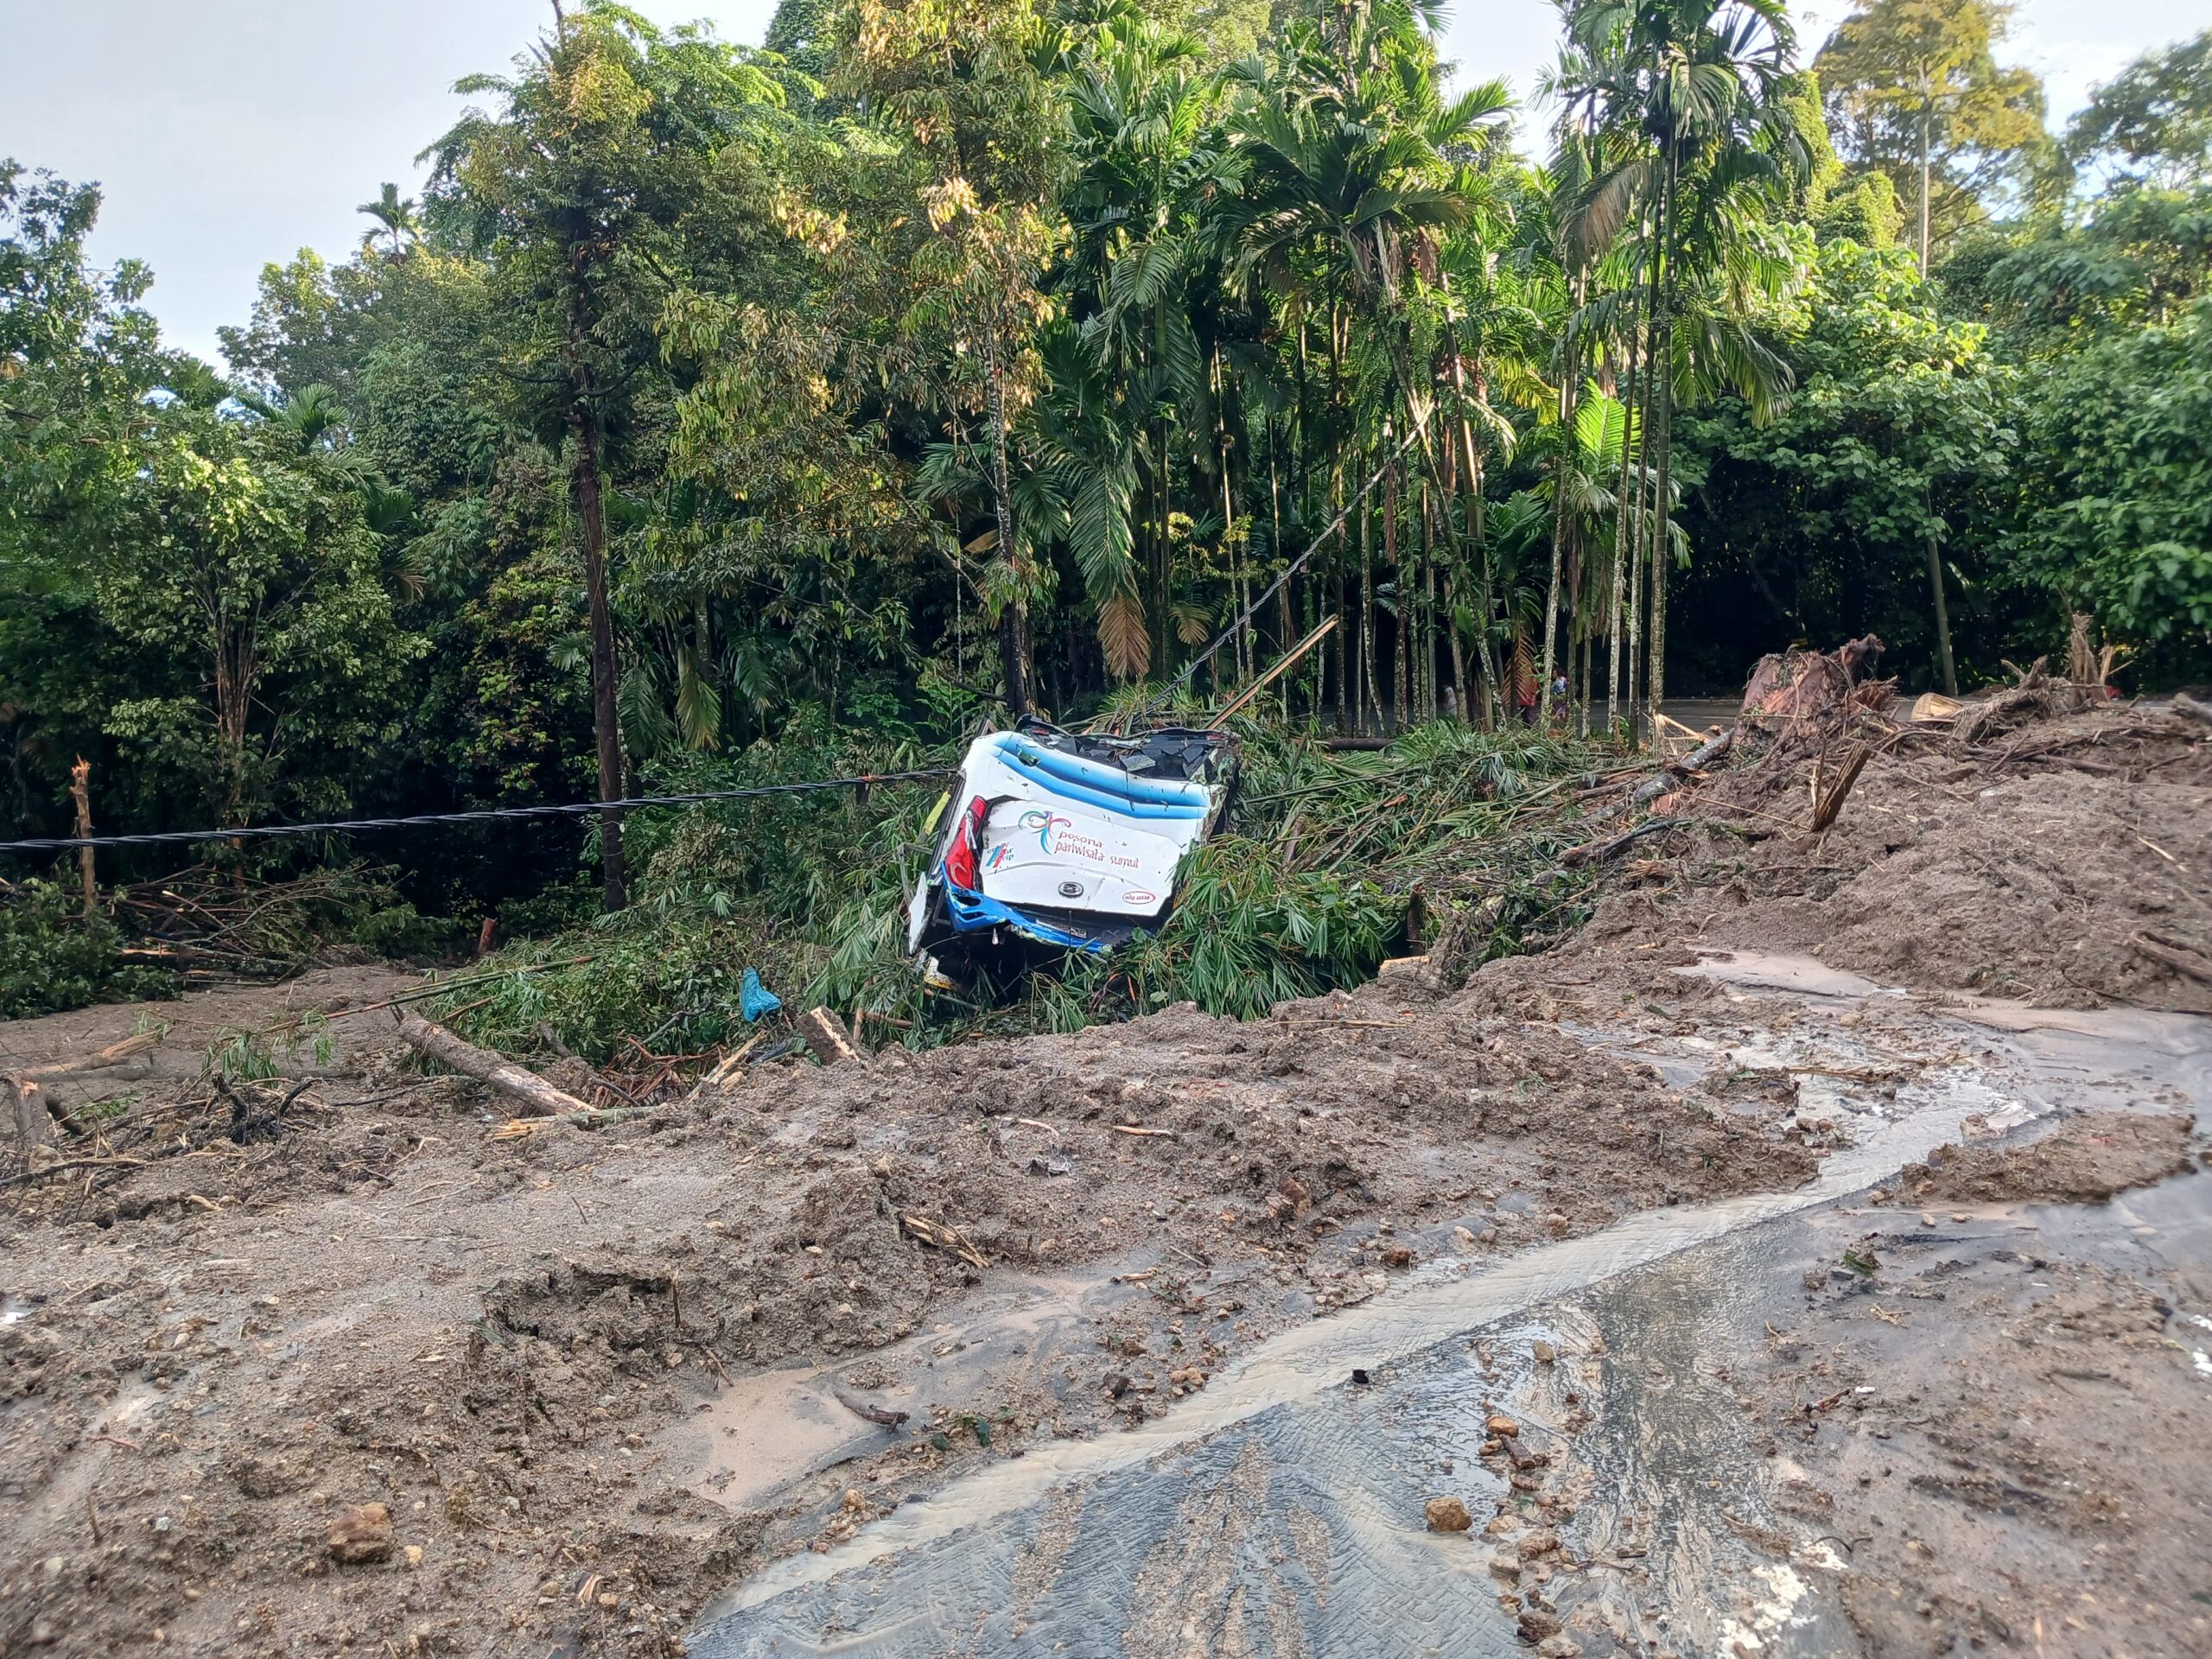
xmin=906 ymin=721 xmax=1238 ymax=966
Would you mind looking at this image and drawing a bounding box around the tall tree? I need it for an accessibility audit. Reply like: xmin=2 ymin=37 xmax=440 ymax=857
xmin=2064 ymin=30 xmax=2212 ymax=191
xmin=429 ymin=5 xmax=776 ymax=906
xmin=842 ymin=0 xmax=1065 ymax=718
xmin=1562 ymin=0 xmax=1808 ymax=733
xmin=356 ymin=182 xmax=422 ymax=260
xmin=1816 ymin=0 xmax=2049 ymax=274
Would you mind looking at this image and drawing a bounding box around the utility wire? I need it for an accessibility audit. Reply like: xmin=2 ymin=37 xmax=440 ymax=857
xmin=16 ymin=418 xmax=1426 ymax=852
xmin=1144 ymin=420 xmax=1426 ymax=717
xmin=0 ymin=771 xmax=956 ymax=855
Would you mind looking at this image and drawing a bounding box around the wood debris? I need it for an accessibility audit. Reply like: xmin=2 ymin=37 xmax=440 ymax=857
xmin=395 ymin=1011 xmax=593 ymax=1120
xmin=898 ymin=1211 xmax=988 ymax=1269
xmin=797 ymin=1007 xmax=865 ymax=1068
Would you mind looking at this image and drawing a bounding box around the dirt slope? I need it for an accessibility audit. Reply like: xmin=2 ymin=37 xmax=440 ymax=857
xmin=1500 ymin=700 xmax=2212 ymax=1017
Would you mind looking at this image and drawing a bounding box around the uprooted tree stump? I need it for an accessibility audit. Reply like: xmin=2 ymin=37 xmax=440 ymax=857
xmin=7 ymin=1030 xmax=163 ymax=1152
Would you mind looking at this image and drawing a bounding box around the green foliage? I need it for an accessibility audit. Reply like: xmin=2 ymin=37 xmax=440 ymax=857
xmin=437 ymin=728 xmax=955 ymax=1059
xmin=1047 ymin=721 xmax=1605 ymax=1024
xmin=1676 ymin=240 xmax=2024 ymax=687
xmin=0 ymin=881 xmax=175 ymax=1019
xmin=1815 ymin=0 xmax=2053 ymax=259
xmin=2065 ymin=31 xmax=2212 ymax=190
xmin=1945 ymin=186 xmax=2212 ymax=346
xmin=1058 ymin=841 xmax=1400 ymax=1023
xmin=2007 ymin=298 xmax=2212 ymax=672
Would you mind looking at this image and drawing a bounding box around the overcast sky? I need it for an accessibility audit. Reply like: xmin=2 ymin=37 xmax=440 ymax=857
xmin=2 ymin=0 xmax=2201 ymax=365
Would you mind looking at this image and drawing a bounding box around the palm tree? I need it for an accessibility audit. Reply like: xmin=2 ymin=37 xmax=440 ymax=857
xmin=1057 ymin=11 xmax=1229 ymax=678
xmin=1557 ymin=0 xmax=1808 ymax=736
xmin=1224 ymin=0 xmax=1513 ymax=728
xmin=356 ymin=182 xmax=421 ymax=260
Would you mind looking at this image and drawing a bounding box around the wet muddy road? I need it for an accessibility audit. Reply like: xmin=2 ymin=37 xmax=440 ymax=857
xmin=687 ymin=957 xmax=2212 ymax=1658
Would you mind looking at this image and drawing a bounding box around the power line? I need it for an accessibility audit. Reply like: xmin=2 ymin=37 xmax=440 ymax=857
xmin=0 ymin=770 xmax=956 ymax=856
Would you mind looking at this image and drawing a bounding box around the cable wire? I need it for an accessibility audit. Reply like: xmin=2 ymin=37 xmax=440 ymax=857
xmin=0 ymin=770 xmax=957 ymax=855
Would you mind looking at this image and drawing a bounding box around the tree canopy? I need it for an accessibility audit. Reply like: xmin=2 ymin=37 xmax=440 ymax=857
xmin=3 ymin=0 xmax=2206 ymax=919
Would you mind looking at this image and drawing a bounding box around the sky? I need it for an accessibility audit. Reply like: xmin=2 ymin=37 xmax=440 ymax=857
xmin=2 ymin=0 xmax=2202 ymax=365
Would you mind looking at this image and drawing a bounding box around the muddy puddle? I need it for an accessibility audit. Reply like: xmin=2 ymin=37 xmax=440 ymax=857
xmin=683 ymin=955 xmax=2212 ymax=1658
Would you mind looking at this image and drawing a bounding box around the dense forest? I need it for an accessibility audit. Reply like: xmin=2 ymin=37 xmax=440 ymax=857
xmin=2 ymin=0 xmax=2209 ymax=1005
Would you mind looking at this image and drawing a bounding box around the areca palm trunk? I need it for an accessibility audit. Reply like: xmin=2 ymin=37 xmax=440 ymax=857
xmin=982 ymin=333 xmax=1031 ymax=719
xmin=1605 ymin=315 xmax=1637 ymax=737
xmin=1449 ymin=343 xmax=1502 ymax=728
xmin=1626 ymin=226 xmax=1662 ymax=743
xmin=1421 ymin=480 xmax=1438 ymax=721
xmin=1646 ymin=152 xmax=1681 ymax=742
xmin=1541 ymin=296 xmax=1580 ymax=724
xmin=1386 ymin=442 xmax=1407 ymax=730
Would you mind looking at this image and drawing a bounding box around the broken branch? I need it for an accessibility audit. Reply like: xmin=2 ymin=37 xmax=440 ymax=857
xmin=832 ymin=1389 xmax=911 ymax=1429
xmin=393 ymin=1012 xmax=592 ymax=1119
xmin=1809 ymin=744 xmax=1872 ymax=833
xmin=899 ymin=1211 xmax=988 ymax=1269
xmin=2131 ymin=933 xmax=2212 ymax=987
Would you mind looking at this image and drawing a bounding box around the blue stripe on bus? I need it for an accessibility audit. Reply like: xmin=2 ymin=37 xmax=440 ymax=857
xmin=986 ymin=734 xmax=1216 ymax=810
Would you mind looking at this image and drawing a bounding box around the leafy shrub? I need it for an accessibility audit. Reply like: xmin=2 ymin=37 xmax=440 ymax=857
xmin=0 ymin=880 xmax=176 ymax=1018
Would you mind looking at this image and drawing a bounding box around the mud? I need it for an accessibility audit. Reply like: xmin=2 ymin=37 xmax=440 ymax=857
xmin=687 ymin=988 xmax=2211 ymax=1659
xmin=1883 ymin=1109 xmax=2199 ymax=1206
xmin=1728 ymin=1161 xmax=2212 ymax=1658
xmin=0 ymin=960 xmax=1822 ymax=1658
xmin=0 ymin=697 xmax=2206 ymax=1659
xmin=1536 ymin=702 xmax=2212 ymax=1015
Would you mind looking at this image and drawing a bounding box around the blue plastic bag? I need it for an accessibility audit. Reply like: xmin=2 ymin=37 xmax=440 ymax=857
xmin=740 ymin=968 xmax=782 ymax=1023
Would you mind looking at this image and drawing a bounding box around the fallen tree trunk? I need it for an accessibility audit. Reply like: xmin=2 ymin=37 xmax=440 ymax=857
xmin=393 ymin=1012 xmax=592 ymax=1118
xmin=2173 ymin=692 xmax=2212 ymax=730
xmin=1630 ymin=728 xmax=1734 ymax=809
xmin=2132 ymin=933 xmax=2212 ymax=988
xmin=24 ymin=1030 xmax=162 ymax=1085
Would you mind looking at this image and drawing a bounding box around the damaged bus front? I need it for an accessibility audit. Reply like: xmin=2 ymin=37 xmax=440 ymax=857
xmin=906 ymin=721 xmax=1237 ymax=967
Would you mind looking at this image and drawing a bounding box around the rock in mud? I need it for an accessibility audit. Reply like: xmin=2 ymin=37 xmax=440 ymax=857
xmin=1424 ymin=1496 xmax=1473 ymax=1532
xmin=1517 ymin=1528 xmax=1563 ymax=1559
xmin=1531 ymin=1338 xmax=1557 ymax=1364
xmin=326 ymin=1503 xmax=393 ymax=1564
xmin=1486 ymin=1413 xmax=1520 ymax=1437
xmin=1516 ymin=1607 xmax=1563 ymax=1643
